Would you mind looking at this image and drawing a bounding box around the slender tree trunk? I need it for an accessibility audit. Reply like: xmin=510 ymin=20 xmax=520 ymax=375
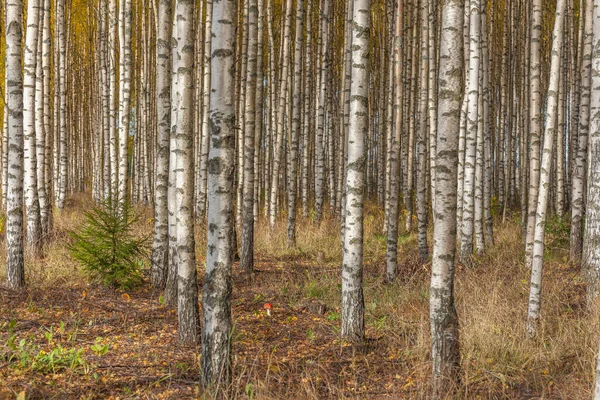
xmin=404 ymin=13 xmax=417 ymax=233
xmin=341 ymin=0 xmax=369 ymax=344
xmin=570 ymin=0 xmax=592 ymax=263
xmin=268 ymin=0 xmax=293 ymax=229
xmin=286 ymin=0 xmax=304 ymax=248
xmin=525 ymin=0 xmax=543 ymax=267
xmin=56 ymin=0 xmax=67 ymax=210
xmin=253 ymin=0 xmax=264 ymax=223
xmin=526 ymin=0 xmax=566 ymax=337
xmin=173 ymin=0 xmax=200 ymax=346
xmin=5 ymin=0 xmax=25 ymax=289
xmin=23 ymin=0 xmax=42 ymax=257
xmin=201 ymin=0 xmax=236 ymax=389
xmin=386 ymin=0 xmax=403 ymax=282
xmin=38 ymin=0 xmax=51 ymax=237
xmin=428 ymin=0 xmax=438 ymax=214
xmin=430 ymin=0 xmax=463 ymax=396
xmin=117 ymin=0 xmax=132 ymax=203
xmin=109 ymin=0 xmax=118 ymax=198
xmin=416 ymin=0 xmax=429 ymax=263
xmin=583 ymin=0 xmax=600 ymax=306
xmin=241 ymin=0 xmax=258 ymax=272
xmin=314 ymin=0 xmax=329 ymax=223
xmin=197 ymin=0 xmax=213 ymax=219
xmin=151 ymin=0 xmax=172 ymax=289
xmin=165 ymin=0 xmax=181 ymax=307
xmin=482 ymin=7 xmax=493 ymax=247
xmin=459 ymin=0 xmax=481 ymax=263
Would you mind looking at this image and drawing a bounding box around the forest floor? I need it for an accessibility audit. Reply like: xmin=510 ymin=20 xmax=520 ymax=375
xmin=0 ymin=195 xmax=598 ymax=399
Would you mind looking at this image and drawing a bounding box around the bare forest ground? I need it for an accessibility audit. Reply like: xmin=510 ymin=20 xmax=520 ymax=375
xmin=0 ymin=194 xmax=598 ymax=399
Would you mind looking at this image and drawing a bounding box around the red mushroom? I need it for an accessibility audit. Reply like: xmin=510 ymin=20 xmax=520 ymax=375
xmin=264 ymin=302 xmax=273 ymax=316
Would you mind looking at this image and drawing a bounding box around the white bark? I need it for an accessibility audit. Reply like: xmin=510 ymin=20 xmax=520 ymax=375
xmin=201 ymin=0 xmax=236 ymax=389
xmin=386 ymin=0 xmax=402 ymax=282
xmin=526 ymin=0 xmax=566 ymax=337
xmin=241 ymin=0 xmax=259 ymax=272
xmin=23 ymin=0 xmax=42 ymax=256
xmin=583 ymin=0 xmax=600 ymax=306
xmin=56 ymin=0 xmax=67 ymax=210
xmin=525 ymin=0 xmax=543 ymax=266
xmin=197 ymin=0 xmax=213 ymax=219
xmin=268 ymin=0 xmax=294 ymax=229
xmin=570 ymin=0 xmax=592 ymax=263
xmin=341 ymin=0 xmax=369 ymax=344
xmin=174 ymin=0 xmax=200 ymax=346
xmin=430 ymin=0 xmax=463 ymax=396
xmin=5 ymin=0 xmax=25 ymax=289
xmin=459 ymin=0 xmax=480 ymax=262
xmin=117 ymin=0 xmax=132 ymax=203
xmin=151 ymin=0 xmax=172 ymax=289
xmin=39 ymin=0 xmax=51 ymax=236
xmin=286 ymin=0 xmax=304 ymax=248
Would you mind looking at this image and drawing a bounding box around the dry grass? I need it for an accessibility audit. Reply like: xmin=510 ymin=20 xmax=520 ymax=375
xmin=0 ymin=196 xmax=598 ymax=399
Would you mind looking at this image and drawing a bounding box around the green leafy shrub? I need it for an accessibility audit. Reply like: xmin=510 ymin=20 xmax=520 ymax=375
xmin=68 ymin=200 xmax=149 ymax=290
xmin=545 ymin=214 xmax=570 ymax=249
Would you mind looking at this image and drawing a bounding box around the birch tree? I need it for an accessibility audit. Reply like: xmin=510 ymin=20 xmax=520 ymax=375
xmin=525 ymin=0 xmax=543 ymax=267
xmin=202 ymin=0 xmax=236 ymax=389
xmin=430 ymin=0 xmax=463 ymax=395
xmin=151 ymin=0 xmax=172 ymax=289
xmin=416 ymin=0 xmax=429 ymax=263
xmin=314 ymin=0 xmax=330 ymax=223
xmin=268 ymin=0 xmax=293 ymax=229
xmin=287 ymin=0 xmax=304 ymax=248
xmin=23 ymin=0 xmax=42 ymax=257
xmin=341 ymin=0 xmax=369 ymax=344
xmin=386 ymin=0 xmax=402 ymax=282
xmin=526 ymin=0 xmax=566 ymax=337
xmin=583 ymin=0 xmax=600 ymax=306
xmin=198 ymin=0 xmax=213 ymax=218
xmin=570 ymin=0 xmax=592 ymax=263
xmin=590 ymin=3 xmax=600 ymax=397
xmin=117 ymin=0 xmax=132 ymax=202
xmin=5 ymin=0 xmax=25 ymax=289
xmin=38 ymin=0 xmax=51 ymax=237
xmin=241 ymin=0 xmax=259 ymax=272
xmin=459 ymin=0 xmax=481 ymax=263
xmin=56 ymin=0 xmax=67 ymax=210
xmin=173 ymin=0 xmax=200 ymax=346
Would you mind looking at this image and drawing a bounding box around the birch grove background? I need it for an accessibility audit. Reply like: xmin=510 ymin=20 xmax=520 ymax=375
xmin=2 ymin=0 xmax=600 ymax=398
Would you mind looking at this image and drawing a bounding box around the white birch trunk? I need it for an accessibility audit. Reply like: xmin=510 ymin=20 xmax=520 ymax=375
xmin=430 ymin=0 xmax=463 ymax=395
xmin=286 ymin=0 xmax=304 ymax=248
xmin=459 ymin=0 xmax=480 ymax=262
xmin=201 ymin=0 xmax=236 ymax=389
xmin=56 ymin=0 xmax=67 ymax=210
xmin=386 ymin=0 xmax=402 ymax=282
xmin=5 ymin=0 xmax=25 ymax=289
xmin=526 ymin=0 xmax=566 ymax=337
xmin=341 ymin=0 xmax=369 ymax=344
xmin=117 ymin=0 xmax=132 ymax=203
xmin=525 ymin=0 xmax=543 ymax=266
xmin=268 ymin=0 xmax=294 ymax=229
xmin=570 ymin=0 xmax=592 ymax=263
xmin=241 ymin=0 xmax=259 ymax=272
xmin=151 ymin=0 xmax=172 ymax=289
xmin=174 ymin=0 xmax=200 ymax=346
xmin=23 ymin=0 xmax=42 ymax=257
xmin=583 ymin=0 xmax=600 ymax=306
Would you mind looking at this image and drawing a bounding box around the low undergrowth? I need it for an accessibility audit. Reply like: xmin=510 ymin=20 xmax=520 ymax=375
xmin=0 ymin=195 xmax=596 ymax=399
